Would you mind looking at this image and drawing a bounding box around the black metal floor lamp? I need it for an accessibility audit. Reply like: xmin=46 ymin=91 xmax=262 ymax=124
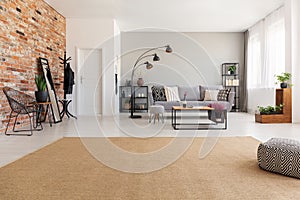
xmin=130 ymin=45 xmax=173 ymax=118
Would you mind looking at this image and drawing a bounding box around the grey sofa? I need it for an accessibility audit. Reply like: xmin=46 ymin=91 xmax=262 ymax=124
xmin=149 ymin=85 xmax=235 ymax=112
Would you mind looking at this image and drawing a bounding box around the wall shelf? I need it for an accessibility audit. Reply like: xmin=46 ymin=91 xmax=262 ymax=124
xmin=119 ymin=86 xmax=148 ymax=113
xmin=221 ymin=63 xmax=239 ymax=112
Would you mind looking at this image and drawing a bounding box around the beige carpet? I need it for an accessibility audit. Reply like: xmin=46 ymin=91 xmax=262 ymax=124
xmin=0 ymin=137 xmax=299 ymax=200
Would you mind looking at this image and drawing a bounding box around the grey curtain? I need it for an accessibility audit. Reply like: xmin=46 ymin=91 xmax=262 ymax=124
xmin=240 ymin=30 xmax=249 ymax=112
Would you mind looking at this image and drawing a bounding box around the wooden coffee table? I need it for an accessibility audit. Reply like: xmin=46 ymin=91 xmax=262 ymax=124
xmin=171 ymin=106 xmax=227 ymax=130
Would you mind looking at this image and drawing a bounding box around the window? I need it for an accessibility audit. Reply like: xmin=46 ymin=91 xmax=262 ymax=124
xmin=248 ymin=33 xmax=262 ymax=88
xmin=247 ymin=7 xmax=285 ymax=88
xmin=264 ymin=19 xmax=285 ymax=87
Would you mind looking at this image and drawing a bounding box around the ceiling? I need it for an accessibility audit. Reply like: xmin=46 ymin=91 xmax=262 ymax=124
xmin=45 ymin=0 xmax=284 ymax=32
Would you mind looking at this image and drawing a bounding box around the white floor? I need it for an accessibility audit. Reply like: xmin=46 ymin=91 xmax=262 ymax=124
xmin=1 ymin=112 xmax=300 ymax=167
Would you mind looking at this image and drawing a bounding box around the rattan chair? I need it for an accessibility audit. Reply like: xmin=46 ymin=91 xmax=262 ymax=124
xmin=3 ymin=87 xmax=42 ymax=136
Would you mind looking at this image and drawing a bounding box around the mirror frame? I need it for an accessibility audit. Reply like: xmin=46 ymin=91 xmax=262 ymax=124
xmin=39 ymin=57 xmax=62 ymax=123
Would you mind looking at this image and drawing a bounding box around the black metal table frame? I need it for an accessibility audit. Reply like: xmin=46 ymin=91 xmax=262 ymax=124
xmin=171 ymin=108 xmax=227 ymax=130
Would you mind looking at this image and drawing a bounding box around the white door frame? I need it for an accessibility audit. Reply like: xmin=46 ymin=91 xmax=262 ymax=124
xmin=75 ymin=47 xmax=103 ymax=116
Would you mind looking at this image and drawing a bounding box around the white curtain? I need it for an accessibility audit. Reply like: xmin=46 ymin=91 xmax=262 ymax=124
xmin=248 ymin=21 xmax=264 ymax=88
xmin=247 ymin=7 xmax=285 ymax=89
xmin=264 ymin=8 xmax=285 ymax=87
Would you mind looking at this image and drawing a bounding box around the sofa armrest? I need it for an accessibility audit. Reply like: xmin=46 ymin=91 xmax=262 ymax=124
xmin=228 ymin=92 xmax=235 ymax=106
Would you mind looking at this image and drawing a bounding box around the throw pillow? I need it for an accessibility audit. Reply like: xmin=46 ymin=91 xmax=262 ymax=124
xmin=164 ymin=86 xmax=180 ymax=102
xmin=217 ymin=89 xmax=231 ymax=101
xmin=151 ymin=86 xmax=166 ymax=101
xmin=199 ymin=85 xmax=223 ymax=100
xmin=203 ymin=90 xmax=219 ymax=101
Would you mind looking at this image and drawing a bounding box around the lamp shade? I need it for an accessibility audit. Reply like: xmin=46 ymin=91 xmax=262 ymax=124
xmin=153 ymin=54 xmax=160 ymax=61
xmin=165 ymin=45 xmax=172 ymax=53
xmin=145 ymin=62 xmax=153 ymax=70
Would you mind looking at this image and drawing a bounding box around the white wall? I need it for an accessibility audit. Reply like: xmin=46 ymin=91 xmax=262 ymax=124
xmin=247 ymin=88 xmax=275 ymax=114
xmin=114 ymin=20 xmax=121 ymax=114
xmin=66 ymin=18 xmax=115 ymax=116
xmin=185 ymin=32 xmax=245 ymax=71
xmin=289 ymin=0 xmax=300 ymax=123
xmin=284 ymin=0 xmax=300 ymax=123
xmin=121 ymin=32 xmax=244 ymax=88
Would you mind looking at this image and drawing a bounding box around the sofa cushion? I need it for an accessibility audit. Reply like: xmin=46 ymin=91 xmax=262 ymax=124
xmin=178 ymin=86 xmax=200 ymax=101
xmin=217 ymin=89 xmax=231 ymax=101
xmin=151 ymin=86 xmax=166 ymax=101
xmin=199 ymin=85 xmax=223 ymax=100
xmin=204 ymin=90 xmax=219 ymax=101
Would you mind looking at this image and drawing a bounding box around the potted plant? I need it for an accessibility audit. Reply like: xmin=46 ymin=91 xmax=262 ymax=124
xmin=228 ymin=65 xmax=236 ymax=75
xmin=257 ymin=104 xmax=283 ymax=115
xmin=124 ymin=99 xmax=130 ymax=110
xmin=275 ymin=72 xmax=291 ymax=88
xmin=35 ymin=74 xmax=48 ymax=102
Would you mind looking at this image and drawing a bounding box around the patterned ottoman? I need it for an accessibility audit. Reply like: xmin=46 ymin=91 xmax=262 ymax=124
xmin=257 ymin=138 xmax=300 ymax=179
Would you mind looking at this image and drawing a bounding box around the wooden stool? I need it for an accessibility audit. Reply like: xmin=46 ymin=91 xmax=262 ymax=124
xmin=149 ymin=105 xmax=165 ymax=124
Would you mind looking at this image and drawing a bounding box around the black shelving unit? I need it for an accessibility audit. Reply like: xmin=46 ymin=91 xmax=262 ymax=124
xmin=119 ymin=86 xmax=148 ymax=113
xmin=221 ymin=63 xmax=239 ymax=112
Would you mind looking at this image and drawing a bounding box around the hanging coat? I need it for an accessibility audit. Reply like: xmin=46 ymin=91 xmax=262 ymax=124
xmin=64 ymin=63 xmax=75 ymax=94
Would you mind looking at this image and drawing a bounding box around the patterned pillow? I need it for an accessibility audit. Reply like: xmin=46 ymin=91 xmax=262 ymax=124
xmin=151 ymin=86 xmax=166 ymax=101
xmin=217 ymin=89 xmax=231 ymax=101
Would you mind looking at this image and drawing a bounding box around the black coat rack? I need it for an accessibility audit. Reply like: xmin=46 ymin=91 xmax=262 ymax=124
xmin=59 ymin=51 xmax=77 ymax=119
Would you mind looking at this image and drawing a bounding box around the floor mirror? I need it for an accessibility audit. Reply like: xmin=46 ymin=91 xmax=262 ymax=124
xmin=39 ymin=57 xmax=62 ymax=123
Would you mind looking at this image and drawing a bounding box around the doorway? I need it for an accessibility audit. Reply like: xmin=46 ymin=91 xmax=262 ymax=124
xmin=77 ymin=48 xmax=102 ymax=116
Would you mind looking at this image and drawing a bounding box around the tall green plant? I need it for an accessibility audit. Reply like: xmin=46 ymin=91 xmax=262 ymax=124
xmin=35 ymin=74 xmax=46 ymax=91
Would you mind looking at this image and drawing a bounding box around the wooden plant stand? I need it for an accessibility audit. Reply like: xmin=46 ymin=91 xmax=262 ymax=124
xmin=255 ymin=88 xmax=292 ymax=123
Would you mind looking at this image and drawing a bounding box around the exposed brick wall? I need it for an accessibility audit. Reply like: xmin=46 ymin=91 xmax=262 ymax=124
xmin=0 ymin=0 xmax=66 ymax=133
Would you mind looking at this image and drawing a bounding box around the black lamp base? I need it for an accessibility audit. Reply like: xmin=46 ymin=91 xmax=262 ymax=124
xmin=129 ymin=115 xmax=142 ymax=119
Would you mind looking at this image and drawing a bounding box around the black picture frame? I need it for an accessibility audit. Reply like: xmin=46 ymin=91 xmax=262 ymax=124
xmin=39 ymin=57 xmax=62 ymax=123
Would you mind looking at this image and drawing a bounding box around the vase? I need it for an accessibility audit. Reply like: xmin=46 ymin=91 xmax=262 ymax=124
xmin=280 ymin=82 xmax=287 ymax=88
xmin=137 ymin=78 xmax=144 ymax=86
xmin=35 ymin=91 xmax=48 ymax=102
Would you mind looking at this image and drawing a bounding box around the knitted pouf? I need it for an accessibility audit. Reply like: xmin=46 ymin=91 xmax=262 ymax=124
xmin=257 ymin=138 xmax=300 ymax=179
